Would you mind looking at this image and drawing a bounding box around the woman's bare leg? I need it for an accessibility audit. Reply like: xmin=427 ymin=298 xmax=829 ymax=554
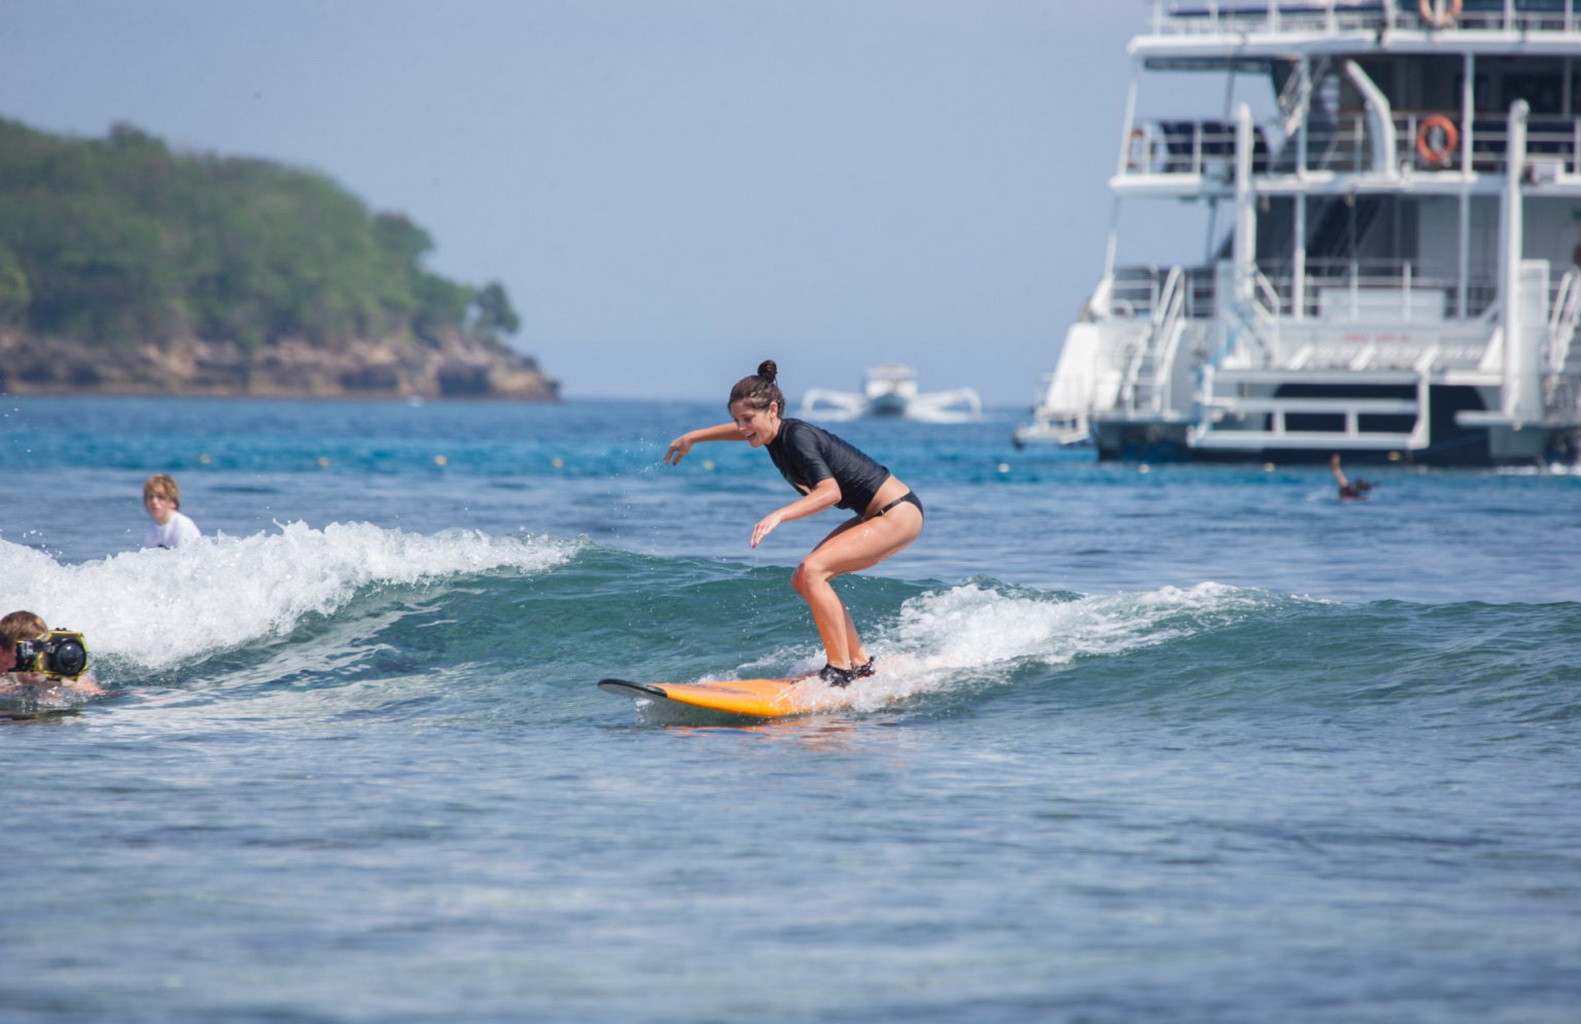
xmin=791 ymin=505 xmax=921 ymax=669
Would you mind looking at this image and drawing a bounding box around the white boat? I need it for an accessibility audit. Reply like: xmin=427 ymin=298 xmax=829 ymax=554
xmin=1018 ymin=0 xmax=1581 ymax=465
xmin=1013 ymin=370 xmax=1094 ymax=447
xmin=801 ymin=364 xmax=983 ymax=423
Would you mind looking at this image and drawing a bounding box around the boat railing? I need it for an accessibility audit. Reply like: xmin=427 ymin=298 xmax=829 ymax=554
xmin=1125 ymin=112 xmax=1581 ymax=177
xmin=1281 ymin=258 xmax=1487 ymax=319
xmin=1153 ymin=0 xmax=1387 ymax=36
xmin=1151 ymin=0 xmax=1581 ymax=37
xmin=1103 ymin=266 xmax=1219 ymax=321
xmin=1130 ymin=121 xmax=1275 ymax=176
xmin=1109 ymin=259 xmax=1507 ymax=321
xmin=1463 ymin=115 xmax=1581 ymax=174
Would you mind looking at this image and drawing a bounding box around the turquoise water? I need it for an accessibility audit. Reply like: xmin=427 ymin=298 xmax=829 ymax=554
xmin=2 ymin=396 xmax=1579 ymax=1023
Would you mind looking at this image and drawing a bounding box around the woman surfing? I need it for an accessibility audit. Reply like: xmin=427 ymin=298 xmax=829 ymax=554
xmin=664 ymin=360 xmax=924 ymax=686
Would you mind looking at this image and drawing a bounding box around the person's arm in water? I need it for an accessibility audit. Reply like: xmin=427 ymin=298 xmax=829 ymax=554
xmin=751 ymin=477 xmax=843 ymax=548
xmin=1330 ymin=453 xmax=1349 ymax=489
xmin=664 ymin=423 xmax=746 ymax=464
xmin=62 ymin=673 xmax=104 ymax=696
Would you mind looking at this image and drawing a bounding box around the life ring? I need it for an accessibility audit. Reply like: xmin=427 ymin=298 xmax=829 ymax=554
xmin=1416 ymin=114 xmax=1459 ymax=167
xmin=1419 ymin=0 xmax=1461 ymax=29
xmin=1126 ymin=127 xmax=1147 ymax=171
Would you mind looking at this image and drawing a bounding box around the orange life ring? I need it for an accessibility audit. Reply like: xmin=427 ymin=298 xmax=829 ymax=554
xmin=1419 ymin=0 xmax=1461 ymax=29
xmin=1416 ymin=114 xmax=1459 ymax=167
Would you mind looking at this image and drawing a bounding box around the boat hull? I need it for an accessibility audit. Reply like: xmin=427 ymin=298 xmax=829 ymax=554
xmin=1091 ymin=384 xmax=1570 ymax=466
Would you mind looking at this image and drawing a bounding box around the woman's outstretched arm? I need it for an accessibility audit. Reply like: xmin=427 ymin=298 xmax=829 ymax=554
xmin=664 ymin=423 xmax=744 ymax=464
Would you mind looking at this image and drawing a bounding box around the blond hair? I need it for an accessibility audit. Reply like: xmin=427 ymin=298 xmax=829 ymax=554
xmin=143 ymin=473 xmax=181 ymax=509
xmin=0 ymin=610 xmax=47 ymax=650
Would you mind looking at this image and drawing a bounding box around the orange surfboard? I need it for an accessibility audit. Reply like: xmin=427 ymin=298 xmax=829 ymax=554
xmin=598 ymin=674 xmax=857 ymax=718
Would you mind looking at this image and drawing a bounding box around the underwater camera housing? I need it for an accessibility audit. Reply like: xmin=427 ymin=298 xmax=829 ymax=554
xmin=12 ymin=630 xmax=89 ymax=680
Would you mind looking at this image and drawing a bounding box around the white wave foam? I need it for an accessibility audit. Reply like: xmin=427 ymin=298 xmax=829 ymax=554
xmin=0 ymin=522 xmax=581 ymax=672
xmin=830 ymin=580 xmax=1292 ymax=710
xmin=891 ymin=580 xmax=1280 ymax=667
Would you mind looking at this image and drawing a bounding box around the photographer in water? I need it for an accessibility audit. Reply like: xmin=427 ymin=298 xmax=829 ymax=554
xmin=0 ymin=610 xmax=102 ymax=698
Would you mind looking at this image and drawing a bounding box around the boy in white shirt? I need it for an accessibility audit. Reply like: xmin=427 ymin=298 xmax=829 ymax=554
xmin=142 ymin=473 xmax=202 ymax=549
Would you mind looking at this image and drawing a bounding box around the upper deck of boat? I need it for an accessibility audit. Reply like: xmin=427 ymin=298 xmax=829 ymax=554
xmin=1138 ymin=0 xmax=1581 ymax=57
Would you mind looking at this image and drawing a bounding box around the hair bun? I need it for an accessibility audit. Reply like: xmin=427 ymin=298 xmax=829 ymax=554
xmin=756 ymin=359 xmax=778 ymax=383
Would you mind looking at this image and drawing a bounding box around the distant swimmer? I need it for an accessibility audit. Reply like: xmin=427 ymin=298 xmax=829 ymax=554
xmin=1331 ymin=454 xmax=1374 ymax=501
xmin=142 ymin=472 xmax=202 ymax=549
xmin=664 ymin=359 xmax=924 ymax=687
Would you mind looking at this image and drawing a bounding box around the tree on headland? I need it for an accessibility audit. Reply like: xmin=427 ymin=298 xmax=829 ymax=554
xmin=0 ymin=117 xmax=530 ymax=361
xmin=472 ymin=281 xmax=521 ymax=340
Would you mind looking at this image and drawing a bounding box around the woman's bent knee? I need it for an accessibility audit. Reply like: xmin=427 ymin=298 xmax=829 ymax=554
xmin=792 ymin=559 xmax=832 ymax=594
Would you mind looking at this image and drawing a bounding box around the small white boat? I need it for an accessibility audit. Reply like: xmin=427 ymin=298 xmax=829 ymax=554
xmin=800 ymin=364 xmax=982 ymax=423
xmin=1014 ymin=367 xmax=1096 ymax=448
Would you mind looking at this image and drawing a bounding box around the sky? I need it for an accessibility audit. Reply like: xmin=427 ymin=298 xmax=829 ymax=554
xmin=0 ymin=0 xmax=1172 ymax=405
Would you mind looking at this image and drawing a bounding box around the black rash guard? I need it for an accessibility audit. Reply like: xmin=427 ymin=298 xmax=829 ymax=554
xmin=765 ymin=418 xmax=890 ymax=513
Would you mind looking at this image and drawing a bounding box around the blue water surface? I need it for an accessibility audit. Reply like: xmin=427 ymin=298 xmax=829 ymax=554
xmin=2 ymin=396 xmax=1578 ymax=1024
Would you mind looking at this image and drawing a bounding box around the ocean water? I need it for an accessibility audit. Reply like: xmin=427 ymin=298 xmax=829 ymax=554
xmin=2 ymin=395 xmax=1578 ymax=1024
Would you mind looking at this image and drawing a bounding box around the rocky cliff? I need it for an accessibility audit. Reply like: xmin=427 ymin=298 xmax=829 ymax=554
xmin=0 ymin=330 xmax=559 ymax=400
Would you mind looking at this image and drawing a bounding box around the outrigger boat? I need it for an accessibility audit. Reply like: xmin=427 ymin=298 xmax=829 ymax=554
xmin=801 ymin=364 xmax=982 ymax=423
xmin=1018 ymin=0 xmax=1581 ymax=465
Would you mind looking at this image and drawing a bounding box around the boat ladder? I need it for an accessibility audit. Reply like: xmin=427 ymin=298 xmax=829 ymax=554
xmin=1544 ymin=266 xmax=1581 ymax=422
xmin=1120 ymin=266 xmax=1188 ymax=416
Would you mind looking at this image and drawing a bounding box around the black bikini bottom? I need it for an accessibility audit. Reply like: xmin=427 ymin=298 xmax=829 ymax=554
xmin=868 ymin=491 xmax=923 ymax=521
